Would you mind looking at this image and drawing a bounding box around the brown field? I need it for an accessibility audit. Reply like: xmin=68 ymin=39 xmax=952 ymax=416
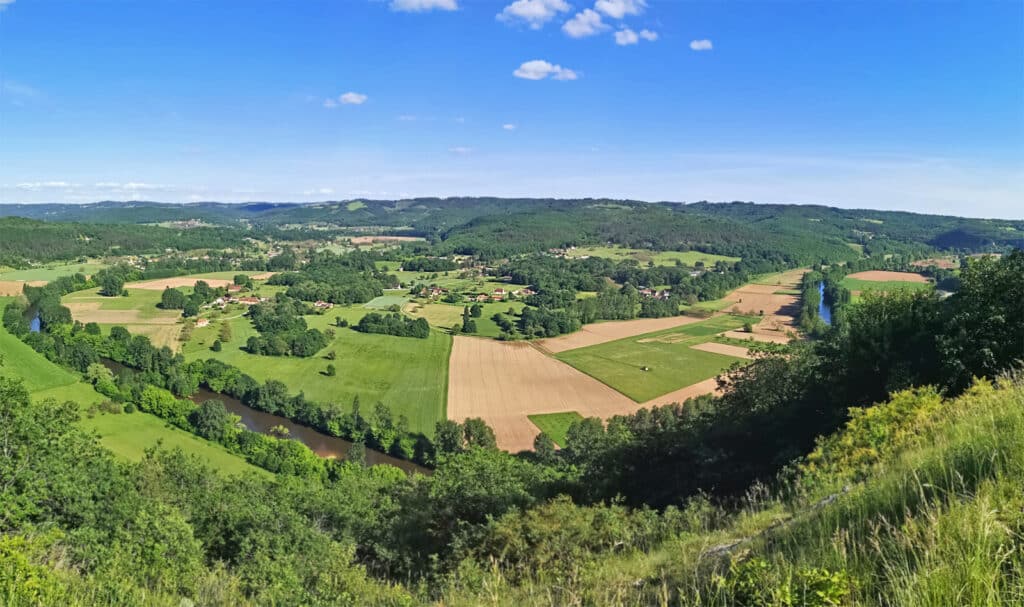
xmin=639 ymin=378 xmax=723 ymax=409
xmin=115 ymin=324 xmax=182 ymax=349
xmin=846 ymin=270 xmax=929 ymax=283
xmin=723 ymin=268 xmax=805 ymax=341
xmin=537 ymin=316 xmax=704 ymax=354
xmin=690 ymin=342 xmax=754 ymax=359
xmin=64 ymin=302 xmax=181 ymax=325
xmin=911 ymin=258 xmax=957 ymax=270
xmin=349 ymin=235 xmax=425 ymax=245
xmin=721 ymin=330 xmax=792 ymax=344
xmin=448 ymin=337 xmax=641 ymax=452
xmin=0 ymin=280 xmax=46 ymax=296
xmin=248 ymin=272 xmax=278 ymax=280
xmin=128 ymin=277 xmax=234 ymax=290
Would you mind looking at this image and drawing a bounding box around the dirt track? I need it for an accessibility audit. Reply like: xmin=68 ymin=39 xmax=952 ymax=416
xmin=0 ymin=281 xmax=46 ymax=296
xmin=846 ymin=270 xmax=929 ymax=283
xmin=537 ymin=316 xmax=704 ymax=353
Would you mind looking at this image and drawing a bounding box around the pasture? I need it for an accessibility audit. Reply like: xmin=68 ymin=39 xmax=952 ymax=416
xmin=447 ymin=337 xmax=637 ymax=452
xmin=404 ymin=300 xmax=526 ymax=337
xmin=554 ymin=315 xmax=758 ymax=403
xmin=63 ymin=287 xmax=184 ymax=349
xmin=80 ymin=412 xmax=267 ymax=476
xmin=528 ymin=411 xmax=583 ymax=448
xmin=0 ymin=260 xmax=106 ymax=282
xmin=183 ymin=311 xmax=451 ymax=436
xmin=538 ymin=315 xmax=704 ymax=353
xmin=564 ymin=246 xmax=740 ymax=267
xmin=841 ymin=271 xmax=933 ymax=295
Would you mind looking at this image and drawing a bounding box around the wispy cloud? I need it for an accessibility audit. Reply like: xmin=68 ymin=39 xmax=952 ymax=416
xmin=0 ymin=0 xmax=15 ymax=11
xmin=340 ymin=92 xmax=368 ymax=105
xmin=448 ymin=146 xmax=473 ymax=155
xmin=689 ymin=39 xmax=713 ymax=51
xmin=390 ymin=0 xmax=457 ymax=12
xmin=513 ymin=59 xmax=578 ymax=81
xmin=502 ymin=123 xmax=517 ymax=131
xmin=615 ymin=28 xmax=657 ymax=45
xmin=594 ymin=0 xmax=645 ymax=19
xmin=398 ymin=114 xmax=417 ymax=121
xmin=16 ymin=181 xmax=78 ymax=190
xmin=562 ymin=9 xmax=607 ymax=38
xmin=497 ymin=0 xmax=569 ymax=29
xmin=303 ymin=187 xmax=334 ymax=196
xmin=639 ymin=29 xmax=657 ymax=41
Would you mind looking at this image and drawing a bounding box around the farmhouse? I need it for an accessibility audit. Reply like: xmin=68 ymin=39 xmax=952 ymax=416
xmin=227 ymin=284 xmax=243 ymax=293
xmin=475 ymin=294 xmax=489 ymax=302
xmin=195 ymin=318 xmax=210 ymax=328
xmin=314 ymin=300 xmax=334 ymax=309
xmin=237 ymin=296 xmax=261 ymax=305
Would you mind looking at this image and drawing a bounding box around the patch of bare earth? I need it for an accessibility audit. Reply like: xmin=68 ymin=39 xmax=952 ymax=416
xmin=65 ymin=302 xmax=180 ymax=325
xmin=128 ymin=277 xmax=234 ymax=290
xmin=846 ymin=270 xmax=929 ymax=283
xmin=248 ymin=272 xmax=278 ymax=280
xmin=537 ymin=316 xmax=704 ymax=354
xmin=0 ymin=281 xmax=46 ymax=296
xmin=690 ymin=342 xmax=753 ymax=359
xmin=911 ymin=258 xmax=957 ymax=270
xmin=724 ymin=269 xmax=805 ymax=342
xmin=448 ymin=337 xmax=640 ymax=452
xmin=640 ymin=378 xmax=723 ymax=409
xmin=721 ymin=330 xmax=791 ymax=344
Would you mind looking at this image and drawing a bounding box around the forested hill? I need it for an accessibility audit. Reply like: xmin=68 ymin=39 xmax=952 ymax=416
xmin=1 ymin=198 xmax=1019 ymax=256
xmin=0 ymin=216 xmax=251 ymax=266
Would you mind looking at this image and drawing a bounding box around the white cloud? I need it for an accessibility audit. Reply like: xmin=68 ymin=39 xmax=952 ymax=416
xmin=448 ymin=146 xmax=473 ymax=155
xmin=690 ymin=39 xmax=713 ymax=51
xmin=614 ymin=28 xmax=638 ymax=45
xmin=497 ymin=0 xmax=569 ymax=29
xmin=303 ymin=187 xmax=334 ymax=196
xmin=0 ymin=0 xmax=14 ymax=11
xmin=594 ymin=0 xmax=645 ymax=19
xmin=502 ymin=123 xmax=517 ymax=131
xmin=16 ymin=181 xmax=76 ymax=190
xmin=562 ymin=9 xmax=608 ymax=38
xmin=615 ymin=27 xmax=657 ymax=45
xmin=389 ymin=0 xmax=457 ymax=12
xmin=339 ymin=92 xmax=368 ymax=105
xmin=513 ymin=59 xmax=579 ymax=81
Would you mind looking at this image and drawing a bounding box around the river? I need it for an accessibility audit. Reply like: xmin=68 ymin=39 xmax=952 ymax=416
xmin=100 ymin=359 xmax=426 ymax=474
xmin=817 ymin=282 xmax=833 ymax=325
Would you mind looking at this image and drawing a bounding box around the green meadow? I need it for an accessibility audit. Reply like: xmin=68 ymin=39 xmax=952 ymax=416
xmin=0 ymin=297 xmax=260 ymax=475
xmin=555 ymin=314 xmax=759 ymax=402
xmin=182 ymin=309 xmax=451 ymax=436
xmin=528 ymin=411 xmax=583 ymax=448
xmin=404 ymin=300 xmax=526 ymax=337
xmin=840 ymin=277 xmax=933 ymax=293
xmin=0 ymin=260 xmax=106 ymax=282
xmin=565 ymin=245 xmax=740 ymax=267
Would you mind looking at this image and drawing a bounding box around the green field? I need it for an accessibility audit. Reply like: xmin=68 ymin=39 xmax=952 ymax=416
xmin=565 ymin=246 xmax=740 ymax=267
xmin=840 ymin=277 xmax=933 ymax=293
xmin=183 ymin=311 xmax=451 ymax=436
xmin=555 ymin=314 xmax=759 ymax=402
xmin=405 ymin=300 xmax=526 ymax=337
xmin=0 ymin=297 xmax=260 ymax=475
xmin=0 ymin=260 xmax=106 ymax=282
xmin=364 ymin=294 xmax=411 ymax=309
xmin=79 ymin=412 xmax=266 ymax=477
xmin=528 ymin=412 xmax=583 ymax=448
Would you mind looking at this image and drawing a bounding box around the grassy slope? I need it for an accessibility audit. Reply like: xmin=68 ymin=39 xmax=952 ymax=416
xmin=840 ymin=276 xmax=934 ymax=293
xmin=0 ymin=261 xmax=106 ymax=281
xmin=555 ymin=314 xmax=758 ymax=402
xmin=0 ymin=297 xmax=260 ymax=475
xmin=405 ymin=300 xmax=527 ymax=337
xmin=183 ymin=310 xmax=452 ymax=436
xmin=528 ymin=412 xmax=583 ymax=447
xmin=443 ymin=379 xmax=1024 ymax=606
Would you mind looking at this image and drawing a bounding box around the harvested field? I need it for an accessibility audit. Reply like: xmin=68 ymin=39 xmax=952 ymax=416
xmin=723 ymin=269 xmax=805 ymax=340
xmin=846 ymin=270 xmax=929 ymax=283
xmin=538 ymin=316 xmax=704 ymax=354
xmin=448 ymin=337 xmax=639 ymax=452
xmin=0 ymin=280 xmax=46 ymax=296
xmin=690 ymin=341 xmax=754 ymax=359
xmin=911 ymin=258 xmax=957 ymax=270
xmin=128 ymin=277 xmax=234 ymax=290
xmin=349 ymin=235 xmax=425 ymax=245
xmin=64 ymin=302 xmax=179 ymax=325
xmin=721 ymin=330 xmax=792 ymax=344
xmin=248 ymin=272 xmax=278 ymax=280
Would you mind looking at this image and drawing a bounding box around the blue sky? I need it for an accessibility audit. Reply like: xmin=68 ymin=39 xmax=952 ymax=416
xmin=0 ymin=0 xmax=1021 ymax=218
